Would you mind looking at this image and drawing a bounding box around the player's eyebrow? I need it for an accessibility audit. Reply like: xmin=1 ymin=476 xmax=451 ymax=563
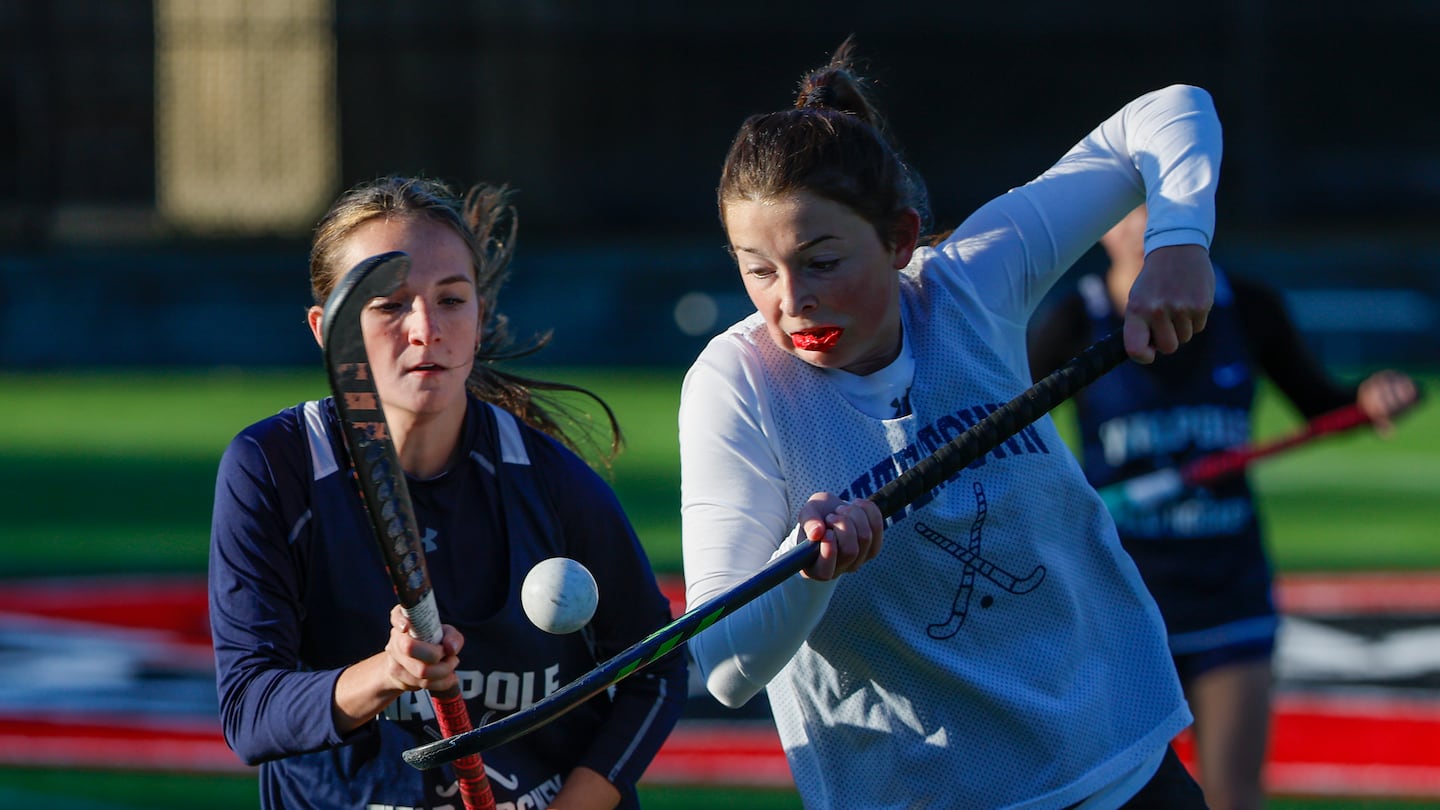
xmin=435 ymin=274 xmax=476 ymax=287
xmin=731 ymin=234 xmax=839 ymax=258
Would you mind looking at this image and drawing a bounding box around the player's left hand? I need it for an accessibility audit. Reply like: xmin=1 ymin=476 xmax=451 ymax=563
xmin=1123 ymin=244 xmax=1214 ymax=363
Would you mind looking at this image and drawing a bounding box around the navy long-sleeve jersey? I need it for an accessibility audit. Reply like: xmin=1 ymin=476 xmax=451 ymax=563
xmin=209 ymin=395 xmax=686 ymax=809
xmin=1028 ymin=269 xmax=1355 ymax=656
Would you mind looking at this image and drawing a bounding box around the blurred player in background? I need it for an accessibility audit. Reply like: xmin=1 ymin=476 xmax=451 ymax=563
xmin=209 ymin=176 xmax=685 ymax=809
xmin=1028 ymin=203 xmax=1420 ymax=810
xmin=679 ymin=38 xmax=1219 ymax=808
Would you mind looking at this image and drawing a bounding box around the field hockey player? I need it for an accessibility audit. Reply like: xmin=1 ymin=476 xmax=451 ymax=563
xmin=208 ymin=176 xmax=686 ymax=810
xmin=678 ymin=38 xmax=1220 ymax=808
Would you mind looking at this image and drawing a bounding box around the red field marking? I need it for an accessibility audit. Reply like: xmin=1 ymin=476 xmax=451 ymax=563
xmin=654 ymin=573 xmax=1440 ymax=795
xmin=649 ymin=691 xmax=1440 ymax=794
xmin=0 ymin=576 xmax=211 ymax=649
xmin=659 ymin=578 xmax=685 ymax=613
xmin=1173 ymin=693 xmax=1440 ymax=797
xmin=0 ymin=715 xmax=245 ymax=774
xmin=1277 ymin=571 xmax=1440 ymax=614
xmin=644 ymin=724 xmax=793 ymax=787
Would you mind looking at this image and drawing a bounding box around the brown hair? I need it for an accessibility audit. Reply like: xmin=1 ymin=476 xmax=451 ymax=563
xmin=717 ymin=36 xmax=930 ymax=249
xmin=309 ymin=176 xmax=622 ymax=463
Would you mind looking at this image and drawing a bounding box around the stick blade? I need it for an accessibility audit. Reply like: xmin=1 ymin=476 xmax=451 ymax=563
xmin=320 ymin=251 xmax=411 ymax=364
xmin=319 ymin=249 xmax=438 ymax=616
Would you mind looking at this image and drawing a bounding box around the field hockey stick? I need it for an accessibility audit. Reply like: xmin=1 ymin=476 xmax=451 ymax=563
xmin=402 ymin=329 xmax=1130 ymax=770
xmin=321 ymin=251 xmax=495 ymax=810
xmin=1098 ymin=402 xmax=1373 ymax=516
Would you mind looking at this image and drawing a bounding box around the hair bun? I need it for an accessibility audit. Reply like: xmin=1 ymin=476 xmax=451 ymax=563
xmin=801 ymin=83 xmax=837 ymax=109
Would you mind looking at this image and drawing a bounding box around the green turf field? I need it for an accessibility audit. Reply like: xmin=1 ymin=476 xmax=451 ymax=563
xmin=1 ymin=366 xmax=1437 ymax=808
xmin=4 ymin=767 xmax=1438 ymax=810
xmin=0 ymin=768 xmax=807 ymax=810
xmin=2 ymin=367 xmax=1435 ymax=576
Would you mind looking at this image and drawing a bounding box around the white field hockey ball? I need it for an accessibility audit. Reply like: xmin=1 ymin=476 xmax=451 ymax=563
xmin=521 ymin=557 xmax=599 ymax=634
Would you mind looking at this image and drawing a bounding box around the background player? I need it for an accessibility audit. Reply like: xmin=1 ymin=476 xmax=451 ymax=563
xmin=1028 ymin=203 xmax=1420 ymax=810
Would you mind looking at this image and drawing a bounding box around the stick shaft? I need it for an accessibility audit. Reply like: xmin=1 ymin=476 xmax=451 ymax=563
xmin=869 ymin=333 xmax=1126 ymax=517
xmin=403 ymin=330 xmax=1129 ymax=770
xmin=1181 ymin=403 xmax=1368 ymax=486
xmin=323 ymin=252 xmax=495 ymax=810
xmin=1098 ymin=403 xmax=1372 ymax=515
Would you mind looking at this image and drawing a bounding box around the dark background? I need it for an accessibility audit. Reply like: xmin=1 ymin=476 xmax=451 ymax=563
xmin=3 ymin=1 xmax=1438 ymax=369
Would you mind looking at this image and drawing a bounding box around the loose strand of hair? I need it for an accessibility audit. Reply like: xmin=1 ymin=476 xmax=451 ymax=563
xmin=452 ymin=191 xmax=625 ymax=471
xmin=467 ymin=363 xmax=624 ymax=472
xmin=462 ymin=184 xmax=519 ymax=310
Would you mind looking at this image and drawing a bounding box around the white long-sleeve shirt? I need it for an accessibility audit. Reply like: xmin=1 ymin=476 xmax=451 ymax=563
xmin=679 ymin=85 xmax=1221 ymax=809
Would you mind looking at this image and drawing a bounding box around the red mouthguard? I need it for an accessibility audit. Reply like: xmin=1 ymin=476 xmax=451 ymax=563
xmin=791 ymin=327 xmax=842 ymax=351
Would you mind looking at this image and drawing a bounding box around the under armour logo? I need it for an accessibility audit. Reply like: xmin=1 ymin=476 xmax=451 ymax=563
xmin=422 ymin=528 xmax=439 ymax=553
xmin=891 ymin=389 xmax=912 ymax=418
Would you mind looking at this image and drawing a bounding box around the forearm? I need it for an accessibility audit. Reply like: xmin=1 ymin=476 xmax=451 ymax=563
xmin=1120 ymin=85 xmax=1222 ymax=251
xmin=1236 ymin=278 xmax=1355 ymax=416
xmin=687 ymin=528 xmax=839 ymax=708
xmin=215 ymin=658 xmax=351 ymax=765
xmin=680 ymin=344 xmax=839 ymax=705
xmin=212 ymin=434 xmax=354 ymax=763
xmin=948 ymin=85 xmax=1221 ymax=324
xmin=332 ymin=652 xmax=405 ymax=734
xmin=1053 ymin=85 xmax=1218 ymax=243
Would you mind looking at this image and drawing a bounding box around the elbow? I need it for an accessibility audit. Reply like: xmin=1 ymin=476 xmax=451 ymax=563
xmin=233 ymin=745 xmax=269 ymax=769
xmin=222 ymin=729 xmax=270 ymax=768
xmin=1156 ymin=83 xmax=1215 ymax=112
xmin=1161 ymin=82 xmax=1210 ymax=98
xmin=709 ymin=690 xmax=755 ymax=711
xmin=217 ymin=677 xmax=287 ymax=767
xmin=691 ymin=635 xmax=764 ymax=708
xmin=219 ymin=705 xmax=271 ymax=767
xmin=704 ymin=664 xmax=763 ymax=710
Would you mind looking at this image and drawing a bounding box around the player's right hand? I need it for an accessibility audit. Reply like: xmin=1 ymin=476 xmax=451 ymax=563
xmin=797 ymin=492 xmax=883 ymax=581
xmin=1124 ymin=244 xmax=1214 ymax=363
xmin=385 ymin=603 xmax=465 ymax=693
